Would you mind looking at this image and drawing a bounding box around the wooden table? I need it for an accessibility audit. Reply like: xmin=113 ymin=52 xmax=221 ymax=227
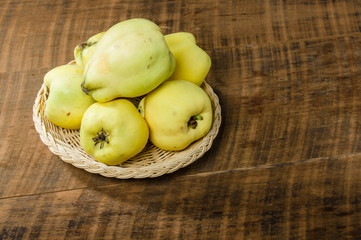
xmin=1 ymin=0 xmax=361 ymax=239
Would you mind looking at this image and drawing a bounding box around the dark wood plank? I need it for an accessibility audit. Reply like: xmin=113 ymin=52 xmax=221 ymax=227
xmin=181 ymin=34 xmax=361 ymax=177
xmin=1 ymin=154 xmax=361 ymax=239
xmin=1 ymin=0 xmax=361 ymax=73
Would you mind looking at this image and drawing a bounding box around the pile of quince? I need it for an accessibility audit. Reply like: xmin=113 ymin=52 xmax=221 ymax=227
xmin=43 ymin=18 xmax=213 ymax=165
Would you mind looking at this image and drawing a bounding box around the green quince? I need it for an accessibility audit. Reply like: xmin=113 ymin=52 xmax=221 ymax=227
xmin=74 ymin=32 xmax=105 ymax=68
xmin=81 ymin=18 xmax=175 ymax=102
xmin=164 ymin=32 xmax=211 ymax=86
xmin=44 ymin=63 xmax=95 ymax=129
xmin=80 ymin=99 xmax=149 ymax=165
xmin=138 ymin=80 xmax=213 ymax=151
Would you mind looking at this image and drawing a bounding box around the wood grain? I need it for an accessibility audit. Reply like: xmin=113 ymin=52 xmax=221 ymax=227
xmin=1 ymin=154 xmax=361 ymax=239
xmin=1 ymin=0 xmax=361 ymax=72
xmin=1 ymin=0 xmax=361 ymax=239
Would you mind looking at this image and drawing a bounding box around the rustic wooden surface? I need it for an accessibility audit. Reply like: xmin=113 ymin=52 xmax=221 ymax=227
xmin=1 ymin=0 xmax=361 ymax=239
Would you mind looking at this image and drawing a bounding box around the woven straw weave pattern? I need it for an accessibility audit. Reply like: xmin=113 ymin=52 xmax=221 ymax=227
xmin=33 ymin=81 xmax=221 ymax=179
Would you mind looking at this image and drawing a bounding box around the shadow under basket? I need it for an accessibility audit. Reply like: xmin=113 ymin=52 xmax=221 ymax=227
xmin=33 ymin=81 xmax=222 ymax=179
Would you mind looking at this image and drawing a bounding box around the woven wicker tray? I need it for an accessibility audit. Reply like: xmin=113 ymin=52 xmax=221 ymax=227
xmin=33 ymin=81 xmax=221 ymax=179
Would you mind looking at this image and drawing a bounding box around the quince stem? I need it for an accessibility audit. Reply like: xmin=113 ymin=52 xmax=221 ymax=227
xmin=92 ymin=128 xmax=109 ymax=149
xmin=81 ymin=81 xmax=90 ymax=95
xmin=45 ymin=86 xmax=50 ymax=100
xmin=79 ymin=41 xmax=92 ymax=51
xmin=188 ymin=114 xmax=203 ymax=129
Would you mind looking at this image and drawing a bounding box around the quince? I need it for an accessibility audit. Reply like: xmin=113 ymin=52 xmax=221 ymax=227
xmin=165 ymin=32 xmax=211 ymax=86
xmin=80 ymin=99 xmax=149 ymax=165
xmin=81 ymin=18 xmax=175 ymax=102
xmin=43 ymin=63 xmax=95 ymax=129
xmin=138 ymin=80 xmax=213 ymax=151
